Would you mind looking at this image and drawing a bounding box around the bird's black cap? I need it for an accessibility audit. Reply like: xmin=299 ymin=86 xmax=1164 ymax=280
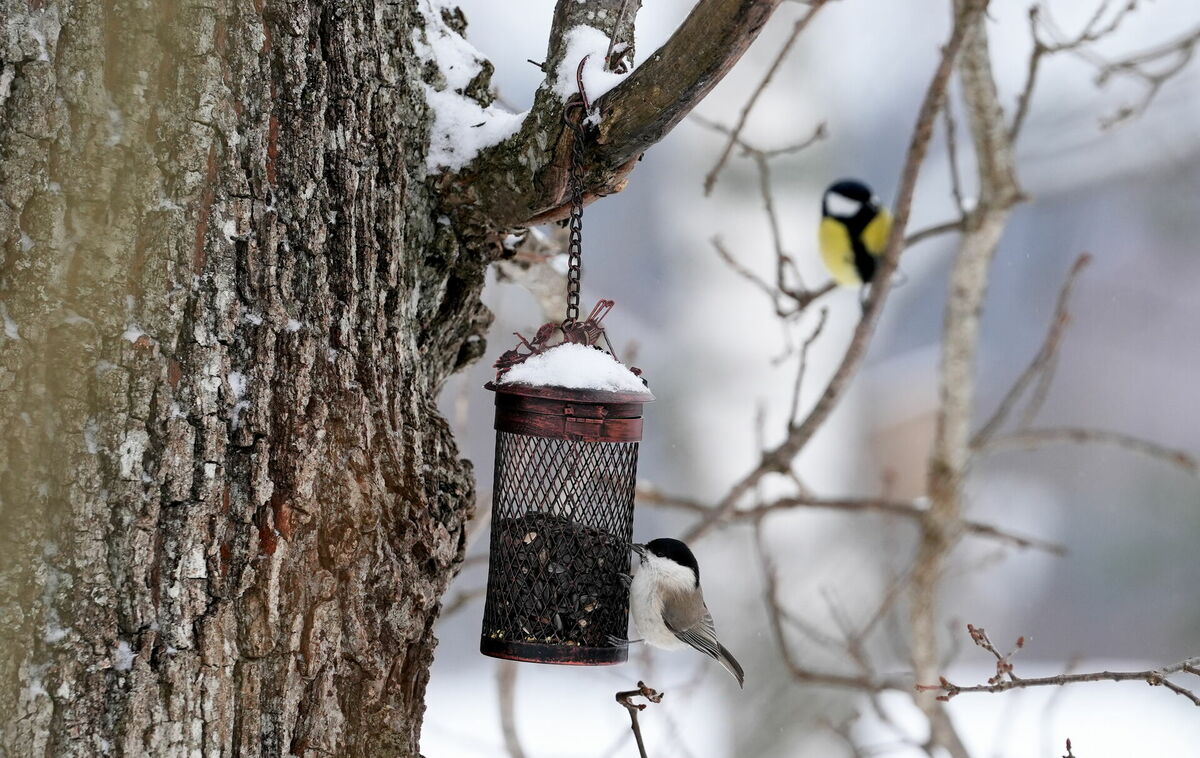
xmin=825 ymin=178 xmax=874 ymax=202
xmin=645 ymin=538 xmax=700 ymax=585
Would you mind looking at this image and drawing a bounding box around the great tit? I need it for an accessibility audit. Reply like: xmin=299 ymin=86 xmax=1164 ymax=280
xmin=626 ymin=539 xmax=745 ymax=688
xmin=819 ymin=179 xmax=893 ymax=288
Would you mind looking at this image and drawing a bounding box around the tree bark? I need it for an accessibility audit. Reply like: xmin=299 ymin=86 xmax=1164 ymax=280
xmin=0 ymin=0 xmax=486 ymax=754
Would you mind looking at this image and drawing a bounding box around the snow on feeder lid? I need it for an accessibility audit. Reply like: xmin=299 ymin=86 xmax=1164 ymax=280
xmin=480 ymin=299 xmax=652 ymax=665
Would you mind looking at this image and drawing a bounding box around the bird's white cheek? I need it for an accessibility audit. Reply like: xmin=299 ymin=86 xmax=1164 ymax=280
xmin=825 ymin=193 xmax=862 ymax=217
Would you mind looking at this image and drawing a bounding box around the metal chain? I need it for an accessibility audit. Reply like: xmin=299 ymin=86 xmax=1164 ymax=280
xmin=562 ymin=105 xmax=586 ymax=326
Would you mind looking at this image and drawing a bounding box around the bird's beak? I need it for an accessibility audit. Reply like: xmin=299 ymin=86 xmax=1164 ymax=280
xmin=631 ymin=543 xmax=647 ymax=563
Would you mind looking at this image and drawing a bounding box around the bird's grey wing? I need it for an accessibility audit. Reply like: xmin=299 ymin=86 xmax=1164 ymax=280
xmin=663 ymin=594 xmax=745 ymax=688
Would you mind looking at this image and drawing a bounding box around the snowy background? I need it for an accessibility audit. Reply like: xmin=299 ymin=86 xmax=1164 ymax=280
xmin=426 ymin=1 xmax=1200 ymax=756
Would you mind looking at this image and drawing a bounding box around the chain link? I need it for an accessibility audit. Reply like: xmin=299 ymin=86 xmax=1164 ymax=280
xmin=563 ymin=104 xmax=586 ymax=326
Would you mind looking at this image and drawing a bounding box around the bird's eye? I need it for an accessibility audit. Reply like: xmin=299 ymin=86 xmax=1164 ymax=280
xmin=825 ymin=193 xmax=862 ymax=218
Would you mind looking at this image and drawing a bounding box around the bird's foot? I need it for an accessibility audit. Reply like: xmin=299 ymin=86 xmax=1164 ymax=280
xmin=606 ymin=635 xmax=643 ymax=647
xmin=615 ymin=572 xmax=633 ymax=588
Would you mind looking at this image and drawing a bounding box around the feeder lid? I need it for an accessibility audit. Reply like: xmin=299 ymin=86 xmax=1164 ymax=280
xmin=491 ymin=340 xmax=652 ymax=403
xmin=485 ymin=381 xmax=653 ymax=404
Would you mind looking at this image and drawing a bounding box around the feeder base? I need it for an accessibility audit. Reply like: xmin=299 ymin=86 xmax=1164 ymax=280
xmin=480 ymin=637 xmax=628 ymax=666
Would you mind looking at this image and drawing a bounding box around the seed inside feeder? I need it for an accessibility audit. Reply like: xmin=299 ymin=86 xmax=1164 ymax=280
xmin=487 ymin=511 xmax=628 ymax=647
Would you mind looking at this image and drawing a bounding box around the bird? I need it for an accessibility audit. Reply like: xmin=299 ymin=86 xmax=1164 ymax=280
xmin=819 ymin=178 xmax=893 ymax=289
xmin=626 ymin=538 xmax=745 ymax=688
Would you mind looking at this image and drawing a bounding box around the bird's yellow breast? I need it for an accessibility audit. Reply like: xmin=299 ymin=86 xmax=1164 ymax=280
xmin=819 ymin=217 xmax=862 ymax=286
xmin=862 ymin=208 xmax=893 ymax=257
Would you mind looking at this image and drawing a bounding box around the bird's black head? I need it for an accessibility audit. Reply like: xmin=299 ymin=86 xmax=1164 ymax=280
xmin=823 ymin=178 xmax=878 ymax=219
xmin=644 ymin=538 xmax=700 ymax=585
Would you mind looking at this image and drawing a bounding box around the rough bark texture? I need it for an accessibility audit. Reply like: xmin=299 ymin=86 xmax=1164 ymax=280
xmin=0 ymin=0 xmax=488 ymax=755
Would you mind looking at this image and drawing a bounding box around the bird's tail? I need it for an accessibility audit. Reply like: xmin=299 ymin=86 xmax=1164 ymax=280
xmin=716 ymin=643 xmax=745 ymax=689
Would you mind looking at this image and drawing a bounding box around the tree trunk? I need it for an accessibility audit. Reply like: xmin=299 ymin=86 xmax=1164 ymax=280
xmin=0 ymin=0 xmax=487 ymax=754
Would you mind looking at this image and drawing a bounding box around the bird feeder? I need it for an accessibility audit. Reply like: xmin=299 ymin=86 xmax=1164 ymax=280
xmin=479 ymin=301 xmax=652 ymax=665
xmin=479 ymin=77 xmax=652 ymax=665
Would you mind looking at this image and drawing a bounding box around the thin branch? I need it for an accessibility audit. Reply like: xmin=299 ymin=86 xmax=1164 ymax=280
xmin=685 ymin=4 xmax=982 ymax=541
xmin=615 ymin=682 xmax=665 ymax=758
xmin=972 ymin=253 xmax=1092 ymax=446
xmin=905 ymin=219 xmax=966 ymax=247
xmin=788 ymin=309 xmax=829 ymax=425
xmin=942 ymin=95 xmax=968 ymax=216
xmin=752 ymin=519 xmax=908 ymax=693
xmin=696 ymin=118 xmax=832 ymax=319
xmin=1093 ymin=23 xmax=1200 ymax=127
xmin=497 ymin=662 xmax=528 ymax=758
xmin=597 ymin=0 xmax=799 ymax=172
xmin=978 ymin=427 xmax=1199 ymax=477
xmin=921 ymin=645 xmax=1200 ymax=707
xmin=703 ymin=0 xmax=831 ymax=194
xmin=440 ymin=587 xmax=486 ymax=618
xmin=641 ymin=487 xmax=1066 ymax=554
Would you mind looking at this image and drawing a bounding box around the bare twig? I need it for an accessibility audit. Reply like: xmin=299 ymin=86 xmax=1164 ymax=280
xmin=919 ymin=630 xmax=1200 ymax=706
xmin=905 ymin=219 xmax=966 ymax=247
xmin=615 ymin=682 xmax=665 ymax=758
xmin=697 ymin=117 xmax=832 ymax=319
xmin=972 ymin=253 xmax=1092 ymax=446
xmin=1010 ymin=1 xmax=1144 ymax=140
xmin=942 ymin=95 xmax=968 ymax=216
xmin=1094 ymin=23 xmax=1200 ymax=128
xmin=703 ymin=0 xmax=831 ymax=194
xmin=441 ymin=586 xmax=486 ymax=618
xmin=640 ymin=488 xmax=1066 ymax=554
xmin=788 ymin=309 xmax=829 ymax=425
xmin=978 ymin=427 xmax=1199 ymax=477
xmin=752 ymin=519 xmax=908 ymax=693
xmin=497 ymin=661 xmax=528 ymax=758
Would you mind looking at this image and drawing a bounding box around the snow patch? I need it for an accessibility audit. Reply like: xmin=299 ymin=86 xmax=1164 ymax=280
xmin=122 ymin=325 xmax=145 ymax=343
xmin=243 ymin=311 xmax=263 ymax=326
xmin=498 ymin=343 xmax=648 ymax=394
xmin=227 ymin=371 xmax=248 ymax=400
xmin=415 ymin=0 xmax=527 ymax=172
xmin=118 ymin=430 xmax=149 ymax=479
xmin=84 ymin=418 xmax=99 ymax=454
xmin=0 ymin=301 xmax=19 ymax=340
xmin=554 ymin=26 xmax=632 ymax=104
xmin=285 ymin=319 xmax=302 ymax=333
xmin=422 ymin=86 xmax=525 ymax=173
xmin=113 ymin=640 xmax=135 ymax=672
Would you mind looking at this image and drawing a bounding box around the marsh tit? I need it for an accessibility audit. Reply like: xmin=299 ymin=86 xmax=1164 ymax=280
xmin=626 ymin=538 xmax=745 ymax=688
xmin=819 ymin=179 xmax=892 ymax=287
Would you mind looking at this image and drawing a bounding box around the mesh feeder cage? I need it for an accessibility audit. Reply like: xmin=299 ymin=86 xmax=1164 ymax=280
xmin=479 ymin=301 xmax=652 ymax=665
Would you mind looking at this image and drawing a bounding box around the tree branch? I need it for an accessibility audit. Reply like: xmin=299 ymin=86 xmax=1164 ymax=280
xmin=972 ymin=253 xmax=1091 ymax=447
xmin=461 ymin=0 xmax=795 ymax=231
xmin=702 ymin=0 xmax=831 ymax=194
xmin=684 ymin=2 xmax=983 ymax=542
xmin=641 ymin=488 xmax=1066 ymax=554
xmin=497 ymin=661 xmax=529 ymax=758
xmin=912 ymin=2 xmax=1022 ymax=755
xmin=615 ymin=682 xmax=665 ymax=758
xmin=919 ymin=626 xmax=1200 ymax=706
xmin=977 ymin=427 xmax=1199 ymax=477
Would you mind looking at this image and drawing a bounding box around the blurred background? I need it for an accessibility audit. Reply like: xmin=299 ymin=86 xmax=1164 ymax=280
xmin=425 ymin=1 xmax=1200 ymax=755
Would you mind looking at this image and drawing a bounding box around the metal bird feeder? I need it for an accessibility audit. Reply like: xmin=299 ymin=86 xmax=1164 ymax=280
xmin=479 ymin=79 xmax=651 ymax=666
